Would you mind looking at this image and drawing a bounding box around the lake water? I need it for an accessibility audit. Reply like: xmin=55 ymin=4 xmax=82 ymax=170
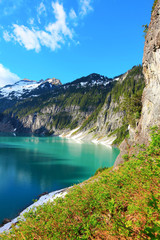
xmin=0 ymin=135 xmax=119 ymax=223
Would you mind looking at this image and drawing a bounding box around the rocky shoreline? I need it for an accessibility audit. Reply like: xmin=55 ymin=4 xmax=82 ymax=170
xmin=0 ymin=187 xmax=71 ymax=234
xmin=59 ymin=127 xmax=116 ymax=147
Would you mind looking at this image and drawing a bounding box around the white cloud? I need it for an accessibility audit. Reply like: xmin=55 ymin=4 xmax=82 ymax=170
xmin=37 ymin=2 xmax=46 ymax=16
xmin=3 ymin=2 xmax=73 ymax=52
xmin=0 ymin=64 xmax=20 ymax=87
xmin=37 ymin=30 xmax=61 ymax=51
xmin=13 ymin=24 xmax=41 ymax=52
xmin=80 ymin=0 xmax=93 ymax=17
xmin=3 ymin=30 xmax=12 ymax=42
xmin=37 ymin=2 xmax=46 ymax=24
xmin=47 ymin=2 xmax=72 ymax=39
xmin=69 ymin=8 xmax=77 ymax=19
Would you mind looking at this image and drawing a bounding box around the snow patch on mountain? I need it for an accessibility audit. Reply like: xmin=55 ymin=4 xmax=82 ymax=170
xmin=0 ymin=73 xmax=118 ymax=100
xmin=0 ymin=78 xmax=61 ymax=100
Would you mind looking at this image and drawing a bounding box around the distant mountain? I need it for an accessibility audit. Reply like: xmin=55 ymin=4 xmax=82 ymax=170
xmin=0 ymin=73 xmax=115 ymax=113
xmin=0 ymin=73 xmax=120 ymax=101
xmin=0 ymin=67 xmax=145 ymax=145
xmin=64 ymin=73 xmax=116 ymax=88
xmin=0 ymin=78 xmax=62 ymax=100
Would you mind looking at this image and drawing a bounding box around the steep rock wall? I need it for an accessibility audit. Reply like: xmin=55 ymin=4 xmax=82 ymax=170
xmin=6 ymin=104 xmax=91 ymax=135
xmin=114 ymin=1 xmax=160 ymax=167
xmin=137 ymin=1 xmax=160 ymax=143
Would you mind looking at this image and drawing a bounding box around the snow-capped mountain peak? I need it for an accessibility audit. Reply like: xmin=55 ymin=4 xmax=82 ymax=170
xmin=0 ymin=78 xmax=62 ymax=100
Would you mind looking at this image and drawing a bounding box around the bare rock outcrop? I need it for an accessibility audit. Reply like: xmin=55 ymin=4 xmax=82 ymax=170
xmin=137 ymin=1 xmax=160 ymax=143
xmin=114 ymin=1 xmax=160 ymax=167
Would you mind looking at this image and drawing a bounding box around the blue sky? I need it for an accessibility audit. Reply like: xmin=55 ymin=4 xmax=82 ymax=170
xmin=0 ymin=0 xmax=154 ymax=87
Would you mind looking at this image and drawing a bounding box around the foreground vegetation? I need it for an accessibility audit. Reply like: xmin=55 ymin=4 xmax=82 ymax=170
xmin=1 ymin=128 xmax=160 ymax=239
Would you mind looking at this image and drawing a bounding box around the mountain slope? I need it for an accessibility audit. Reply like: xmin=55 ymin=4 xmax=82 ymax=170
xmin=0 ymin=66 xmax=145 ymax=145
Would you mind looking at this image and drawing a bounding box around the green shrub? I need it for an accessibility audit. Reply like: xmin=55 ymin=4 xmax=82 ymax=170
xmin=94 ymin=167 xmax=108 ymax=175
xmin=142 ymin=24 xmax=148 ymax=38
xmin=122 ymin=154 xmax=129 ymax=161
xmin=51 ymin=112 xmax=72 ymax=130
xmin=112 ymin=124 xmax=129 ymax=145
xmin=69 ymin=119 xmax=79 ymax=130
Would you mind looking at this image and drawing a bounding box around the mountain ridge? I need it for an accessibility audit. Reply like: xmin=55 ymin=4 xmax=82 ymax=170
xmin=0 ymin=65 xmax=145 ymax=147
xmin=0 ymin=72 xmax=120 ymax=100
xmin=0 ymin=77 xmax=62 ymax=100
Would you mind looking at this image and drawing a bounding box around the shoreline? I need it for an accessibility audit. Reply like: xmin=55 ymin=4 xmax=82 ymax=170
xmin=0 ymin=187 xmax=71 ymax=234
xmin=59 ymin=127 xmax=116 ymax=148
xmin=0 ymin=129 xmax=116 ymax=148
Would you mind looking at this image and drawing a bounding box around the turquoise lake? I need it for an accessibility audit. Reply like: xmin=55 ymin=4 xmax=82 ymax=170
xmin=0 ymin=135 xmax=119 ymax=223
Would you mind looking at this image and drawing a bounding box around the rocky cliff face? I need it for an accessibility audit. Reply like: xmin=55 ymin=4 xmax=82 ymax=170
xmin=137 ymin=1 xmax=160 ymax=143
xmin=19 ymin=104 xmax=89 ymax=135
xmin=114 ymin=1 xmax=160 ymax=167
xmin=95 ymin=66 xmax=144 ymax=144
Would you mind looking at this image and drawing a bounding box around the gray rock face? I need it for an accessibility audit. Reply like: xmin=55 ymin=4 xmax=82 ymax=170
xmin=44 ymin=78 xmax=62 ymax=86
xmin=114 ymin=1 xmax=160 ymax=168
xmin=96 ymin=94 xmax=124 ymax=135
xmin=18 ymin=104 xmax=90 ymax=135
xmin=137 ymin=1 xmax=160 ymax=143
